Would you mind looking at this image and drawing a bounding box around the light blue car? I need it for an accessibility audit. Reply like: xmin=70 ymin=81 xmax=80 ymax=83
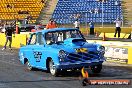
xmin=19 ymin=28 xmax=105 ymax=76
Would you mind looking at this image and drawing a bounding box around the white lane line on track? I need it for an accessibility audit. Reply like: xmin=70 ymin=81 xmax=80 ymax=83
xmin=0 ymin=59 xmax=22 ymax=67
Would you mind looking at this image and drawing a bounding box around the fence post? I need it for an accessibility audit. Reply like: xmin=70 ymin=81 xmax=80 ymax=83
xmin=131 ymin=31 xmax=132 ymax=39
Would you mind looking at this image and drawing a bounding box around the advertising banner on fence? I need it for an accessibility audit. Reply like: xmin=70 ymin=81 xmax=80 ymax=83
xmin=105 ymin=46 xmax=128 ymax=63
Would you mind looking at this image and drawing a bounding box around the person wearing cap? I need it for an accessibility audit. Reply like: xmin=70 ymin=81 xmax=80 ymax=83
xmin=46 ymin=19 xmax=57 ymax=29
xmin=114 ymin=17 xmax=122 ymax=38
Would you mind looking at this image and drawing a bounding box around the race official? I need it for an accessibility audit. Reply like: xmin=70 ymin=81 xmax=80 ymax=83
xmin=89 ymin=21 xmax=94 ymax=35
xmin=114 ymin=18 xmax=122 ymax=38
xmin=74 ymin=19 xmax=80 ymax=29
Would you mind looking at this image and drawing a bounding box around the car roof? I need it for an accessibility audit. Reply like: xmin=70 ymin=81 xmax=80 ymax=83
xmin=36 ymin=28 xmax=79 ymax=34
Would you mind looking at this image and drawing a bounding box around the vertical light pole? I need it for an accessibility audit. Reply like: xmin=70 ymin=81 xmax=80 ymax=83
xmin=85 ymin=12 xmax=87 ymax=31
xmin=122 ymin=10 xmax=124 ymax=27
xmin=101 ymin=0 xmax=104 ymax=27
xmin=85 ymin=12 xmax=89 ymax=35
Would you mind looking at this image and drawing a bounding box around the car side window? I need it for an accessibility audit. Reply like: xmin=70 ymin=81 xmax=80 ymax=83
xmin=58 ymin=32 xmax=63 ymax=42
xmin=45 ymin=33 xmax=53 ymax=45
xmin=29 ymin=33 xmax=37 ymax=45
xmin=36 ymin=32 xmax=44 ymax=45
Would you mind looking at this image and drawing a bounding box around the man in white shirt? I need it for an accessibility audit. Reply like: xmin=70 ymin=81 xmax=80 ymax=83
xmin=94 ymin=8 xmax=99 ymax=14
xmin=114 ymin=18 xmax=122 ymax=38
xmin=74 ymin=19 xmax=80 ymax=30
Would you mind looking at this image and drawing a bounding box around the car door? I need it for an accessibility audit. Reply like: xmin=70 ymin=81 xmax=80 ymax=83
xmin=27 ymin=33 xmax=38 ymax=67
xmin=31 ymin=32 xmax=47 ymax=69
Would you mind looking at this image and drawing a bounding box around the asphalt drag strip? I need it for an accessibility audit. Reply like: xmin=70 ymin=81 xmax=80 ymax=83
xmin=0 ymin=47 xmax=132 ymax=88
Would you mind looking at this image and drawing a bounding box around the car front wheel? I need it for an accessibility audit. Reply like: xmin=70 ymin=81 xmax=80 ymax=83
xmin=25 ymin=61 xmax=33 ymax=70
xmin=91 ymin=64 xmax=102 ymax=73
xmin=49 ymin=60 xmax=58 ymax=76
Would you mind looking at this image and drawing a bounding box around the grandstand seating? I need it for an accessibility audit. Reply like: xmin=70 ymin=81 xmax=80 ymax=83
xmin=0 ymin=0 xmax=46 ymax=23
xmin=52 ymin=0 xmax=123 ymax=24
xmin=122 ymin=0 xmax=132 ymax=25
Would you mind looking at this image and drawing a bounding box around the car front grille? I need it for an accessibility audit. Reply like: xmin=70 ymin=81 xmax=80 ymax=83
xmin=66 ymin=51 xmax=99 ymax=62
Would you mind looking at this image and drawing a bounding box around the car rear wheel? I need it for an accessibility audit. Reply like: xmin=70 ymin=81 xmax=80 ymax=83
xmin=25 ymin=61 xmax=33 ymax=70
xmin=91 ymin=64 xmax=102 ymax=73
xmin=49 ymin=60 xmax=58 ymax=76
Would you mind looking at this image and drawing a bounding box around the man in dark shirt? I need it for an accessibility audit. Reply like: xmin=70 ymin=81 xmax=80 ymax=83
xmin=89 ymin=21 xmax=94 ymax=35
xmin=2 ymin=24 xmax=15 ymax=50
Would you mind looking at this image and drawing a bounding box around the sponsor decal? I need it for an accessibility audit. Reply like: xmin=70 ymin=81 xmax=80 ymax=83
xmin=33 ymin=51 xmax=42 ymax=62
xmin=75 ymin=48 xmax=88 ymax=53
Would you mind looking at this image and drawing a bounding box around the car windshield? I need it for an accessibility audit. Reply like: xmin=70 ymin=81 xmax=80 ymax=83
xmin=45 ymin=29 xmax=85 ymax=45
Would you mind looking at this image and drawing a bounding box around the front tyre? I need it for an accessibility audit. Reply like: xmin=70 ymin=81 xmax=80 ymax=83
xmin=25 ymin=61 xmax=33 ymax=70
xmin=91 ymin=64 xmax=102 ymax=73
xmin=49 ymin=60 xmax=58 ymax=76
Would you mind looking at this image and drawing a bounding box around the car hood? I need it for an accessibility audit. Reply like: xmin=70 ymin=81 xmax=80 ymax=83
xmin=49 ymin=38 xmax=97 ymax=53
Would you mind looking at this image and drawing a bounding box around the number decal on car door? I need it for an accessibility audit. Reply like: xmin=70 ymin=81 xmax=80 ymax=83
xmin=33 ymin=51 xmax=42 ymax=62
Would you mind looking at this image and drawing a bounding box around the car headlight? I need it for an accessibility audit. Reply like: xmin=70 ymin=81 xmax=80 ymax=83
xmin=58 ymin=50 xmax=67 ymax=62
xmin=97 ymin=46 xmax=105 ymax=54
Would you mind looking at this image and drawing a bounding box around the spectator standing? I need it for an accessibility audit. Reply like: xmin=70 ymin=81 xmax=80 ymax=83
xmin=94 ymin=8 xmax=99 ymax=14
xmin=89 ymin=21 xmax=94 ymax=35
xmin=2 ymin=23 xmax=15 ymax=50
xmin=115 ymin=1 xmax=118 ymax=5
xmin=23 ymin=18 xmax=28 ymax=24
xmin=114 ymin=18 xmax=122 ymax=38
xmin=46 ymin=19 xmax=57 ymax=29
xmin=74 ymin=19 xmax=80 ymax=29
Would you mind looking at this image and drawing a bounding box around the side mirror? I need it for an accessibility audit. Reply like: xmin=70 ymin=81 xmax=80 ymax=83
xmin=20 ymin=43 xmax=25 ymax=47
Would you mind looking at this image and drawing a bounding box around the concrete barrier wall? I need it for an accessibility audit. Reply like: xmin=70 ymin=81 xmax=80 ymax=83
xmin=81 ymin=27 xmax=132 ymax=35
xmin=99 ymin=33 xmax=130 ymax=38
xmin=128 ymin=47 xmax=132 ymax=64
xmin=0 ymin=33 xmax=28 ymax=48
xmin=94 ymin=27 xmax=132 ymax=33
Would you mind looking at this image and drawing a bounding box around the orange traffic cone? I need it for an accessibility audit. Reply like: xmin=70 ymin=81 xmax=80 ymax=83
xmin=102 ymin=32 xmax=106 ymax=41
xmin=16 ymin=25 xmax=18 ymax=34
xmin=95 ymin=31 xmax=99 ymax=37
xmin=87 ymin=30 xmax=89 ymax=36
